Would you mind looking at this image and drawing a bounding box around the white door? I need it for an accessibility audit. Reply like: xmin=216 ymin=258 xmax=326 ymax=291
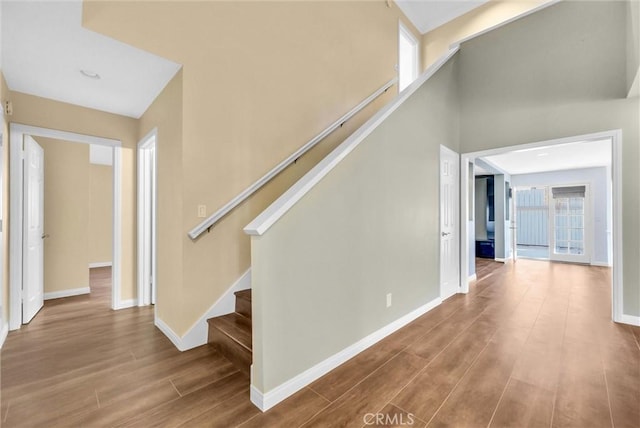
xmin=549 ymin=184 xmax=590 ymax=264
xmin=23 ymin=136 xmax=45 ymax=323
xmin=440 ymin=145 xmax=460 ymax=300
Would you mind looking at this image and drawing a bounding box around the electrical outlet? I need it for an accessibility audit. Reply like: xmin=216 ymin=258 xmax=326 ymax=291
xmin=386 ymin=293 xmax=392 ymax=308
xmin=197 ymin=205 xmax=207 ymax=218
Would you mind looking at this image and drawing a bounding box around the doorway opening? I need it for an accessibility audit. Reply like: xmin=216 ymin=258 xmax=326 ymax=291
xmin=9 ymin=124 xmax=123 ymax=330
xmin=461 ymin=130 xmax=622 ymax=322
xmin=137 ymin=129 xmax=157 ymax=307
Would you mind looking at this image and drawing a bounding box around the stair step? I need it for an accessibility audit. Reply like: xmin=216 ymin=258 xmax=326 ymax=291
xmin=235 ymin=289 xmax=252 ymax=319
xmin=208 ymin=313 xmax=252 ymax=374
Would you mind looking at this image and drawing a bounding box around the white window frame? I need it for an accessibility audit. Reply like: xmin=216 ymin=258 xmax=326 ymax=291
xmin=398 ymin=21 xmax=419 ymax=92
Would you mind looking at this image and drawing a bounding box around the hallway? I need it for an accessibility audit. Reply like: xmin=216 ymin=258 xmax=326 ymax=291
xmin=1 ymin=261 xmax=638 ymax=427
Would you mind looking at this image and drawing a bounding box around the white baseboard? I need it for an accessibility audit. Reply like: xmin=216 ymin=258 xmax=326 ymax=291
xmin=468 ymin=273 xmax=477 ymax=282
xmin=155 ymin=316 xmax=185 ymax=350
xmin=113 ymin=299 xmax=138 ymax=310
xmin=590 ymin=261 xmax=612 ymax=267
xmin=89 ymin=261 xmax=112 ymax=268
xmin=44 ymin=287 xmax=90 ymax=300
xmin=155 ymin=269 xmax=252 ymax=351
xmin=619 ymin=314 xmax=640 ymax=327
xmin=250 ymin=296 xmax=442 ymax=412
xmin=0 ymin=321 xmax=8 ymax=349
xmin=495 ymin=257 xmax=513 ymax=263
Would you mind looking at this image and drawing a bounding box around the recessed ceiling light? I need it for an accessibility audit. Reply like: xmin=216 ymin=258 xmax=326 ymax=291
xmin=80 ymin=69 xmax=101 ymax=79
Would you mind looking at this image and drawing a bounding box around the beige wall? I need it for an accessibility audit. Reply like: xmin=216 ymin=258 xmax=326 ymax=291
xmin=457 ymin=1 xmax=640 ymax=315
xmin=89 ymin=164 xmax=113 ymax=264
xmin=252 ymin=58 xmax=459 ymax=392
xmin=9 ymin=91 xmax=139 ymax=301
xmin=421 ymin=0 xmax=549 ymax=68
xmin=138 ymin=71 xmax=184 ymax=326
xmin=37 ymin=137 xmax=90 ymax=293
xmin=85 ymin=1 xmax=421 ymax=336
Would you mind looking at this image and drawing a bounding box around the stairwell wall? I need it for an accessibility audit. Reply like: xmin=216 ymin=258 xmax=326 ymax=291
xmin=457 ymin=1 xmax=640 ymax=316
xmin=251 ymin=56 xmax=460 ymax=393
xmin=84 ymin=1 xmax=421 ymax=338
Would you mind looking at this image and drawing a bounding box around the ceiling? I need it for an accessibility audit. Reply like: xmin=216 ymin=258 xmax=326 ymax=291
xmin=478 ymin=139 xmax=612 ymax=176
xmin=395 ymin=0 xmax=490 ymax=34
xmin=1 ymin=0 xmax=181 ymax=118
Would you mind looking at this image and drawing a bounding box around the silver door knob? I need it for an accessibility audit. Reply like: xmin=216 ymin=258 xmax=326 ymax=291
xmin=441 ymin=232 xmax=451 ymax=237
xmin=41 ymin=234 xmax=50 ymax=239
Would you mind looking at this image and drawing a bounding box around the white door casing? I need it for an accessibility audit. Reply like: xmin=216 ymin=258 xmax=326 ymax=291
xmin=459 ymin=130 xmax=624 ymax=324
xmin=9 ymin=124 xmax=124 ymax=331
xmin=137 ymin=129 xmax=157 ymax=307
xmin=22 ymin=136 xmax=44 ymax=323
xmin=440 ymin=145 xmax=460 ymax=300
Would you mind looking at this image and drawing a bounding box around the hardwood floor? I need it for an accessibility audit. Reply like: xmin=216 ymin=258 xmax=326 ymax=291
xmin=2 ymin=261 xmax=639 ymax=427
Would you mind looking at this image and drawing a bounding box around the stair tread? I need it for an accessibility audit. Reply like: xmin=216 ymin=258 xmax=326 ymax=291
xmin=234 ymin=289 xmax=252 ymax=301
xmin=208 ymin=313 xmax=252 ymax=352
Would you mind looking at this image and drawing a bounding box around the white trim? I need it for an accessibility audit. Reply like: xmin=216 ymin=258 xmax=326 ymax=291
xmin=0 ymin=322 xmax=8 ymax=349
xmin=44 ymin=287 xmax=90 ymax=300
xmin=611 ymin=130 xmax=624 ymax=324
xmin=137 ymin=128 xmax=157 ymax=307
xmin=250 ymin=296 xmax=442 ymax=412
xmin=244 ymin=47 xmax=459 ymax=236
xmin=619 ymin=314 xmax=640 ymax=327
xmin=114 ymin=298 xmax=137 ymax=310
xmin=111 ymin=146 xmax=123 ymax=310
xmin=9 ymin=124 xmax=120 ymax=147
xmin=9 ymin=128 xmax=23 ymax=330
xmin=468 ymin=274 xmax=477 ymax=282
xmin=89 ymin=261 xmax=112 ymax=268
xmin=450 ymin=0 xmax=562 ymax=50
xmin=460 ymin=130 xmax=624 ymax=325
xmin=154 ymin=269 xmax=252 ymax=351
xmin=590 ymin=261 xmax=612 ymax=267
xmin=495 ymin=257 xmax=513 ymax=263
xmin=9 ymin=124 xmax=123 ymax=329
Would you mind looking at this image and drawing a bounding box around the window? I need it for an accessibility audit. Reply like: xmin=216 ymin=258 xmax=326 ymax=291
xmin=398 ymin=22 xmax=419 ymax=92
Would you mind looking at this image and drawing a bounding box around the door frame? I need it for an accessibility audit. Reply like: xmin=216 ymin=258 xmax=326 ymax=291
xmin=9 ymin=123 xmax=123 ymax=330
xmin=137 ymin=128 xmax=157 ymax=307
xmin=460 ymin=129 xmax=624 ymax=323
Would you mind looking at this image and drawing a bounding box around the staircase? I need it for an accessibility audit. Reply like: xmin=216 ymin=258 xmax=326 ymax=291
xmin=207 ymin=289 xmax=252 ymax=375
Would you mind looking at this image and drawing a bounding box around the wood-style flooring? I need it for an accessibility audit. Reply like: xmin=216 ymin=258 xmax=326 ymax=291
xmin=2 ymin=261 xmax=639 ymax=427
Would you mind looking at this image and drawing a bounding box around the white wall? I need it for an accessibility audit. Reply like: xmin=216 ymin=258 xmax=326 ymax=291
xmin=511 ymin=167 xmax=611 ymax=266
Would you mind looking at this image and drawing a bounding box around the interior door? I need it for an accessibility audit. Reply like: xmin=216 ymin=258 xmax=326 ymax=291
xmin=549 ymin=185 xmax=590 ymax=264
xmin=23 ymin=136 xmax=45 ymax=323
xmin=440 ymin=146 xmax=460 ymax=300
